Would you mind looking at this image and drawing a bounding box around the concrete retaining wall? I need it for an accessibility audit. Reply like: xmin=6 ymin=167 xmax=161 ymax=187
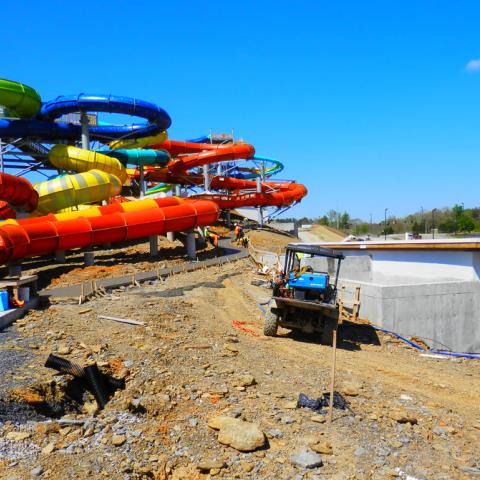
xmin=303 ymin=253 xmax=480 ymax=353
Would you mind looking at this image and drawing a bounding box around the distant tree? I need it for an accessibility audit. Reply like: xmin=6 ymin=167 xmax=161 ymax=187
xmin=339 ymin=212 xmax=350 ymax=229
xmin=411 ymin=221 xmax=422 ymax=235
xmin=357 ymin=223 xmax=369 ymax=234
xmin=318 ymin=215 xmax=329 ymax=226
xmin=458 ymin=214 xmax=475 ymax=232
xmin=327 ymin=209 xmax=340 ymax=227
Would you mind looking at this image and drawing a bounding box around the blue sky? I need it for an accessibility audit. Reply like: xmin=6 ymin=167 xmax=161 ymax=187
xmin=2 ymin=0 xmax=480 ymax=221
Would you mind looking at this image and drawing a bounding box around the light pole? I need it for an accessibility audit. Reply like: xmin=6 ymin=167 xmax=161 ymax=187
xmin=432 ymin=208 xmax=437 ymax=239
xmin=384 ymin=208 xmax=389 ymax=240
xmin=421 ymin=206 xmax=424 ymax=234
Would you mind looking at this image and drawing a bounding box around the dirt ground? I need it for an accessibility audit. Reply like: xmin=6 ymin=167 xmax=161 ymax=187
xmin=247 ymin=229 xmax=295 ymax=253
xmin=0 ymin=254 xmax=479 ymax=479
xmin=298 ymin=225 xmax=346 ymax=243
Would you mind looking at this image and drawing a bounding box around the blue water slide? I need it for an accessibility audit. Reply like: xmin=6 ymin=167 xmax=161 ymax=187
xmin=187 ymin=135 xmax=211 ymax=143
xmin=40 ymin=94 xmax=171 ymax=139
xmin=0 ymin=118 xmax=82 ymax=140
xmin=0 ymin=94 xmax=171 ymax=141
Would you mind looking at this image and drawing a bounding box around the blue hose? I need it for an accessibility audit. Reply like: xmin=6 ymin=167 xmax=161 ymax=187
xmin=368 ymin=325 xmax=480 ymax=359
xmin=257 ymin=302 xmax=480 ymax=359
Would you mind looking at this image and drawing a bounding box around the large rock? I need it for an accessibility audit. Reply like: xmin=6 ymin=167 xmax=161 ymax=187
xmin=208 ymin=415 xmax=265 ymax=451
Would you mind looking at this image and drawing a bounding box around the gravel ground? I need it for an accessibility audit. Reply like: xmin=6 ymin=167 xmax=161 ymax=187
xmin=0 ymin=254 xmax=478 ymax=479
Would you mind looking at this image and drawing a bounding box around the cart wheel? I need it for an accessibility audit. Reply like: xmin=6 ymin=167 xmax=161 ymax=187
xmin=264 ymin=310 xmax=279 ymax=336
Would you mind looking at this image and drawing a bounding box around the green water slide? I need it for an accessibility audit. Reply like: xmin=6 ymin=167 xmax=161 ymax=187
xmin=0 ymin=78 xmax=42 ymax=118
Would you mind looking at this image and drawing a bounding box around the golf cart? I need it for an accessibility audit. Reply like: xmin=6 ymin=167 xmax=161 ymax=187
xmin=264 ymin=244 xmax=344 ymax=343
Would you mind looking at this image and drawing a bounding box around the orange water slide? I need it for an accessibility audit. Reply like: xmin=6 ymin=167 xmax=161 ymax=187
xmin=141 ymin=140 xmax=307 ymax=208
xmin=196 ymin=176 xmax=307 ymax=208
xmin=0 ymin=195 xmax=219 ymax=265
xmin=147 ymin=140 xmax=255 ymax=175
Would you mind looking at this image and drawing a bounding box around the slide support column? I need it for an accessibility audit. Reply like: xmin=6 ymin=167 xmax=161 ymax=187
xmin=149 ymin=235 xmax=158 ymax=257
xmin=80 ymin=114 xmax=90 ymax=150
xmin=186 ymin=229 xmax=196 ymax=260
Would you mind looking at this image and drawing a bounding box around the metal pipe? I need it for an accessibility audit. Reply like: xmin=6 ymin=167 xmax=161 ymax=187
xmin=203 ymin=164 xmax=210 ymax=192
xmin=0 ymin=138 xmax=3 ymax=172
xmin=80 ymin=113 xmax=90 ymax=150
xmin=139 ymin=165 xmax=145 ymax=197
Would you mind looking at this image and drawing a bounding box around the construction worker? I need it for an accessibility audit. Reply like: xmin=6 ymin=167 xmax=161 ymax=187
xmin=234 ymin=223 xmax=241 ymax=240
xmin=272 ymin=270 xmax=286 ymax=297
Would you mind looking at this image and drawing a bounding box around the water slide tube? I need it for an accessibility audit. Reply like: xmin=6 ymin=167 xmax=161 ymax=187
xmin=39 ymin=94 xmax=171 ymax=140
xmin=193 ymin=177 xmax=307 ymax=208
xmin=34 ymin=145 xmax=172 ymax=214
xmin=0 ymin=83 xmax=171 ymax=141
xmin=0 ymin=78 xmax=41 ymax=118
xmin=31 ymin=145 xmax=127 ymax=214
xmin=135 ymin=140 xmax=307 ymax=208
xmin=108 ymin=131 xmax=167 ymax=150
xmin=102 ymin=148 xmax=170 ymax=167
xmin=0 ymin=197 xmax=219 ymax=265
xmin=230 ymin=156 xmax=284 ymax=179
xmin=0 ymin=173 xmax=39 ymax=219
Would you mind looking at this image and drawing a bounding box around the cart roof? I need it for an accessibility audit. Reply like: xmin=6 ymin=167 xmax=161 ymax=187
xmin=286 ymin=243 xmax=345 ymax=259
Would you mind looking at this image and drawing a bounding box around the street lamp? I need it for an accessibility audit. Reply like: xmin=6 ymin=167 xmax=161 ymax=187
xmin=421 ymin=206 xmax=424 ymax=234
xmin=384 ymin=208 xmax=389 ymax=241
xmin=432 ymin=208 xmax=437 ymax=239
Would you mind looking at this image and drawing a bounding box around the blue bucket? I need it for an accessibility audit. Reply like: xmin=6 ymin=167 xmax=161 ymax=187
xmin=0 ymin=291 xmax=9 ymax=312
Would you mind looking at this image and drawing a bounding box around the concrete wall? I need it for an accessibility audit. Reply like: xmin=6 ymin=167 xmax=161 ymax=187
xmin=339 ymin=279 xmax=480 ymax=353
xmin=302 ymin=251 xmax=480 ymax=353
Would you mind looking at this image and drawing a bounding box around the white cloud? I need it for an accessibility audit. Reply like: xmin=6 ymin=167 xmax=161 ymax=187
xmin=465 ymin=59 xmax=480 ymax=72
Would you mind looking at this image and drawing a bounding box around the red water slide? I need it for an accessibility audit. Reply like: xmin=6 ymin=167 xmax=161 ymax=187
xmin=141 ymin=140 xmax=308 ymax=207
xmin=0 ymin=172 xmax=39 ymax=219
xmin=0 ymin=192 xmax=219 ymax=265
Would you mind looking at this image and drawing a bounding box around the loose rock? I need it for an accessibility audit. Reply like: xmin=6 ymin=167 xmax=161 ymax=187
xmin=290 ymin=448 xmax=323 ymax=469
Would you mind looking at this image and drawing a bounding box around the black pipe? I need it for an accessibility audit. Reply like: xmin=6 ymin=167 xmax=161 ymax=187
xmin=44 ymin=354 xmax=125 ymax=391
xmin=84 ymin=364 xmax=110 ymax=410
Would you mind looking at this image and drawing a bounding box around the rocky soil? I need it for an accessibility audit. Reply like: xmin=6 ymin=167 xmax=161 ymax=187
xmin=0 ymin=257 xmax=479 ymax=479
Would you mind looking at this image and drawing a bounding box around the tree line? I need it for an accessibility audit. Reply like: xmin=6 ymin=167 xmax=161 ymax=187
xmin=276 ymin=204 xmax=480 ymax=235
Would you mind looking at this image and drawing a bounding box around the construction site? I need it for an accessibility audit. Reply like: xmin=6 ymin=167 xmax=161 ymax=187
xmin=0 ymin=78 xmax=478 ymax=480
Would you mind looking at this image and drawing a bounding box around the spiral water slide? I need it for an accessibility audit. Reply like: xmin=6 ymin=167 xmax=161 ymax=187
xmin=0 ymin=79 xmax=219 ymax=264
xmin=134 ymin=139 xmax=307 ymax=208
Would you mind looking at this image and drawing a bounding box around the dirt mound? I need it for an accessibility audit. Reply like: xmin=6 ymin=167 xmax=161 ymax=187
xmin=247 ymin=229 xmax=295 ymax=253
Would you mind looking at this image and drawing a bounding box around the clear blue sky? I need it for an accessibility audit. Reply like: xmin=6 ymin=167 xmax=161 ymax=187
xmin=2 ymin=1 xmax=480 ymax=222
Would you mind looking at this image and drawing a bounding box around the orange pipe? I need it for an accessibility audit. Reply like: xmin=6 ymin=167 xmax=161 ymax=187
xmin=0 ymin=199 xmax=219 ymax=264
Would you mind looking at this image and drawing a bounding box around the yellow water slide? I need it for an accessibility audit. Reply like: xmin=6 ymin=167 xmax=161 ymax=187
xmin=33 ymin=145 xmax=127 ymax=214
xmin=109 ymin=131 xmax=167 ymax=150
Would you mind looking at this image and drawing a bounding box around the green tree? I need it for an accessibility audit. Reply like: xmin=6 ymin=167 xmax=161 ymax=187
xmin=458 ymin=214 xmax=475 ymax=232
xmin=339 ymin=212 xmax=350 ymax=229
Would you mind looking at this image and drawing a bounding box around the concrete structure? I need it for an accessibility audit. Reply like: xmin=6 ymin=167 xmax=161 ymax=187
xmin=270 ymin=222 xmax=298 ymax=236
xmin=300 ymin=239 xmax=480 ymax=353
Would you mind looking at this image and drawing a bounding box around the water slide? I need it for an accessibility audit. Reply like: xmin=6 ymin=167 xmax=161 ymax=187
xmin=130 ymin=139 xmax=307 ymax=208
xmin=0 ymin=80 xmax=218 ymax=264
xmin=0 ymin=78 xmax=307 ymax=266
xmin=0 ymin=198 xmax=218 ymax=265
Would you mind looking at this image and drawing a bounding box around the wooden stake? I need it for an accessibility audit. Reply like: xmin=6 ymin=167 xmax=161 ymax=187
xmin=78 ymin=282 xmax=85 ymax=305
xmin=327 ymin=322 xmax=338 ymax=425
